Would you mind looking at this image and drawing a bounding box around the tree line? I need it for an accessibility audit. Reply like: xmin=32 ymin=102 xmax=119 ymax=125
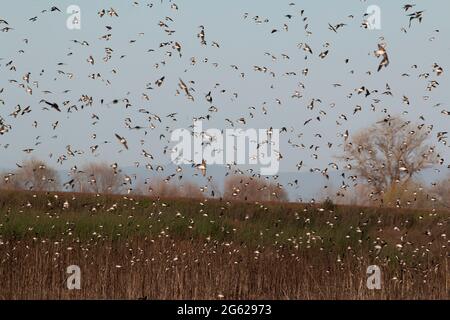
xmin=0 ymin=159 xmax=288 ymax=202
xmin=1 ymin=117 xmax=449 ymax=208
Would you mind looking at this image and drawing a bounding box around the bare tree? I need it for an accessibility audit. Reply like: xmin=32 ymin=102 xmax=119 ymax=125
xmin=431 ymin=175 xmax=450 ymax=209
xmin=145 ymin=178 xmax=178 ymax=197
xmin=340 ymin=117 xmax=437 ymax=199
xmin=0 ymin=171 xmax=21 ymax=190
xmin=382 ymin=180 xmax=434 ymax=209
xmin=0 ymin=158 xmax=60 ymax=191
xmin=143 ymin=178 xmax=205 ymax=199
xmin=207 ymin=180 xmax=222 ymax=198
xmin=224 ymin=175 xmax=288 ymax=202
xmin=74 ymin=162 xmax=124 ymax=194
xmin=179 ymin=181 xmax=205 ymax=199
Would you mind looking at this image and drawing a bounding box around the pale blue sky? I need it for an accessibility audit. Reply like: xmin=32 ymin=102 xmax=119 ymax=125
xmin=0 ymin=0 xmax=449 ymax=179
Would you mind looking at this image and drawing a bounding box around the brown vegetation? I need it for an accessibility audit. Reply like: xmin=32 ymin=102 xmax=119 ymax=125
xmin=1 ymin=238 xmax=447 ymax=300
xmin=0 ymin=158 xmax=59 ymax=191
xmin=0 ymin=190 xmax=448 ymax=299
xmin=135 ymin=178 xmax=206 ymax=199
xmin=431 ymin=176 xmax=450 ymax=209
xmin=223 ymin=175 xmax=288 ymax=202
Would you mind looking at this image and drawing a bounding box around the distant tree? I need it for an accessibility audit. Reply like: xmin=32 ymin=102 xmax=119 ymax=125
xmin=0 ymin=158 xmax=60 ymax=191
xmin=144 ymin=178 xmax=205 ymax=199
xmin=145 ymin=178 xmax=177 ymax=197
xmin=382 ymin=180 xmax=433 ymax=209
xmin=340 ymin=117 xmax=438 ymax=199
xmin=0 ymin=171 xmax=21 ymax=190
xmin=223 ymin=175 xmax=288 ymax=202
xmin=431 ymin=175 xmax=450 ymax=209
xmin=344 ymin=184 xmax=377 ymax=206
xmin=179 ymin=181 xmax=205 ymax=199
xmin=75 ymin=162 xmax=124 ymax=194
xmin=207 ymin=180 xmax=222 ymax=198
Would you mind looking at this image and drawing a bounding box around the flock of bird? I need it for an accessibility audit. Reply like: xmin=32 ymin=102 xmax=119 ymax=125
xmin=0 ymin=0 xmax=448 ymax=204
xmin=0 ymin=1 xmax=448 ymax=300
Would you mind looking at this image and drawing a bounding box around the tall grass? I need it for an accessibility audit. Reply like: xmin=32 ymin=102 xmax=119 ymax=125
xmin=0 ymin=190 xmax=448 ymax=299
